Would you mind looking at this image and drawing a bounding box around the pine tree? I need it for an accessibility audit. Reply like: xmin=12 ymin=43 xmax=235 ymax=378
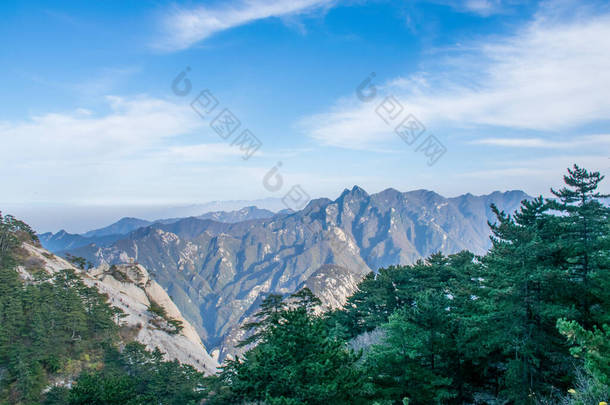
xmin=482 ymin=197 xmax=573 ymax=403
xmin=365 ymin=290 xmax=456 ymax=404
xmin=210 ymin=289 xmax=367 ymax=404
xmin=237 ymin=293 xmax=286 ymax=347
xmin=549 ymin=164 xmax=610 ymax=327
xmin=557 ymin=319 xmax=610 ymax=386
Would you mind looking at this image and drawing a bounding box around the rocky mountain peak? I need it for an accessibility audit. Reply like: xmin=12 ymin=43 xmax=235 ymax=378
xmin=302 ymin=197 xmax=333 ymax=214
xmin=339 ymin=185 xmax=369 ymax=200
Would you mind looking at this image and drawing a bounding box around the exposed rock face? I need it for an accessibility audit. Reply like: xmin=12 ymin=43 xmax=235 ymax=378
xmin=17 ymin=242 xmax=219 ymax=374
xmin=305 ymin=264 xmax=364 ymax=310
xmin=62 ymin=188 xmax=528 ymax=361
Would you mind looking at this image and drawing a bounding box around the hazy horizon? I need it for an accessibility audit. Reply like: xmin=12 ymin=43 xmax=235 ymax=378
xmin=2 ymin=185 xmax=534 ymax=234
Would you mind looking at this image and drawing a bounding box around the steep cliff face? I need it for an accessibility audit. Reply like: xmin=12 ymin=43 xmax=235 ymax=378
xmin=304 ymin=264 xmax=364 ymax=310
xmin=16 ymin=242 xmax=219 ymax=374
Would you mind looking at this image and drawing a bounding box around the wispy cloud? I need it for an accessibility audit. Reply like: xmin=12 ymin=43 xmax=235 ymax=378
xmin=463 ymin=0 xmax=503 ymax=15
xmin=0 ymin=95 xmax=279 ymax=204
xmin=298 ymin=100 xmax=395 ymax=150
xmin=160 ymin=143 xmax=249 ymax=162
xmin=155 ymin=0 xmax=337 ymax=51
xmin=460 ymin=155 xmax=610 ymax=184
xmin=0 ymin=95 xmax=201 ymax=163
xmin=471 ymin=134 xmax=610 ymax=148
xmin=22 ymin=66 xmax=141 ymax=98
xmin=427 ymin=0 xmax=507 ymax=16
xmin=301 ymin=2 xmax=610 ymax=149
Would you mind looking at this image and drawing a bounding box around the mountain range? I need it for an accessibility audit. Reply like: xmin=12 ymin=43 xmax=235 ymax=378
xmin=39 ymin=206 xmax=277 ymax=252
xmin=41 ymin=186 xmax=529 ymax=360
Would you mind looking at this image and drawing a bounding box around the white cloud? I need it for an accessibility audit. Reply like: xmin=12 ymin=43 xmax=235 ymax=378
xmin=161 ymin=143 xmax=248 ymax=161
xmin=156 ymin=0 xmax=336 ymax=51
xmin=22 ymin=66 xmax=141 ymax=98
xmin=298 ymin=99 xmax=395 ymax=150
xmin=463 ymin=0 xmax=502 ymax=15
xmin=301 ymin=3 xmax=610 ymax=149
xmin=430 ymin=0 xmax=506 ymax=16
xmin=0 ymin=95 xmax=201 ymax=164
xmin=0 ymin=95 xmax=274 ymax=203
xmin=471 ymin=134 xmax=610 ymax=148
xmin=458 ymin=154 xmax=610 ymax=194
xmin=0 ymin=95 xmax=294 ymax=206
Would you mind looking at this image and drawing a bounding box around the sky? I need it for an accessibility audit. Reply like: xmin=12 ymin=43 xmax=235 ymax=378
xmin=1 ymin=0 xmax=610 ymax=232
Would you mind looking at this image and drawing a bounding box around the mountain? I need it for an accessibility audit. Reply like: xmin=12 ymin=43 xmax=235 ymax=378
xmin=62 ymin=187 xmax=529 ymax=361
xmin=39 ymin=207 xmax=279 ymax=253
xmin=16 ymin=241 xmax=219 ymax=374
xmin=170 ymin=198 xmax=286 ymax=215
xmin=82 ymin=217 xmax=152 ymax=238
xmin=9 ymin=198 xmax=288 ymax=235
xmin=38 ymin=219 xmax=153 ymax=253
xmin=38 ymin=217 xmax=150 ymax=252
xmin=196 ymin=206 xmax=276 ymax=223
xmin=156 ymin=206 xmax=276 ymax=225
xmin=38 ymin=229 xmax=124 ymax=252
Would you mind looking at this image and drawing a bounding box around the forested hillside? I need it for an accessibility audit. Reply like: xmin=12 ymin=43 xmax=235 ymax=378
xmin=0 ymin=215 xmax=208 ymax=404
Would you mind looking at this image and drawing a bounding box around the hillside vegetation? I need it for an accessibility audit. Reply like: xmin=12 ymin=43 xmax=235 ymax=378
xmin=0 ymin=215 xmax=207 ymax=404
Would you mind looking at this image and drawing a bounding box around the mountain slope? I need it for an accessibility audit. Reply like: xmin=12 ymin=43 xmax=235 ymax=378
xmin=196 ymin=206 xmax=276 ymax=223
xmin=40 ymin=207 xmax=278 ymax=253
xmin=83 ymin=217 xmax=152 ymax=238
xmin=37 ymin=229 xmax=124 ymax=252
xmin=64 ymin=187 xmax=528 ymax=360
xmin=17 ymin=242 xmax=219 ymax=374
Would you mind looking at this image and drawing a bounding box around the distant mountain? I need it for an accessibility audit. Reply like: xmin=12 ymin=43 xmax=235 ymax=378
xmin=39 ymin=207 xmax=278 ymax=253
xmin=38 ymin=230 xmax=124 ymax=252
xmin=9 ymin=198 xmax=287 ymax=234
xmin=158 ymin=206 xmax=276 ymax=225
xmin=83 ymin=217 xmax=152 ymax=238
xmin=38 ymin=218 xmax=153 ymax=253
xmin=63 ymin=187 xmax=530 ymax=361
xmin=176 ymin=198 xmax=286 ymax=215
xmin=197 ymin=206 xmax=276 ymax=223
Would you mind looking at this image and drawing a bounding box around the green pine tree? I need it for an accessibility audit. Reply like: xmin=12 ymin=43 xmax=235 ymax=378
xmin=549 ymin=164 xmax=610 ymax=327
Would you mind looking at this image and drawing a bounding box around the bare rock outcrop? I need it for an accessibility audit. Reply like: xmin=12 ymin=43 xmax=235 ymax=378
xmin=17 ymin=242 xmax=219 ymax=374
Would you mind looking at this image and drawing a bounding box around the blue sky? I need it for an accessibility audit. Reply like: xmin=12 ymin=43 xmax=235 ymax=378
xmin=1 ymin=0 xmax=610 ymax=231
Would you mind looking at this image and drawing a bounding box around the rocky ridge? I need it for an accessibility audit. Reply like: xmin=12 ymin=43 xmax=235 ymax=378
xmin=16 ymin=242 xmax=219 ymax=374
